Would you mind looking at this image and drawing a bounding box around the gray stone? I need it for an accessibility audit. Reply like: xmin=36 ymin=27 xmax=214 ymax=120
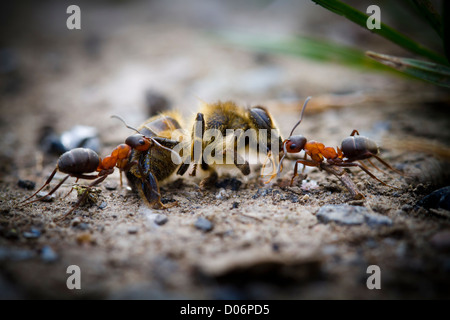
xmin=317 ymin=205 xmax=392 ymax=227
xmin=317 ymin=205 xmax=366 ymax=225
xmin=36 ymin=192 xmax=55 ymax=202
xmin=128 ymin=226 xmax=139 ymax=234
xmin=154 ymin=214 xmax=168 ymax=226
xmin=41 ymin=246 xmax=58 ymax=262
xmin=194 ymin=217 xmax=214 ymax=232
xmin=23 ymin=228 xmax=41 ymax=239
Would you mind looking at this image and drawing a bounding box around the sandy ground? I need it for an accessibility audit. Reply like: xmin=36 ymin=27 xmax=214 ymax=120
xmin=1 ymin=0 xmax=450 ymax=299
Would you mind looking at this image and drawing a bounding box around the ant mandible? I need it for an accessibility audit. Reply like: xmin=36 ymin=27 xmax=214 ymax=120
xmin=268 ymin=97 xmax=402 ymax=192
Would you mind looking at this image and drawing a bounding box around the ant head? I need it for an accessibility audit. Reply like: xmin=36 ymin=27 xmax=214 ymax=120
xmin=112 ymin=115 xmax=182 ymax=164
xmin=275 ymin=96 xmax=312 ymax=177
xmin=125 ymin=134 xmax=152 ymax=151
xmin=284 ymin=135 xmax=307 ymax=153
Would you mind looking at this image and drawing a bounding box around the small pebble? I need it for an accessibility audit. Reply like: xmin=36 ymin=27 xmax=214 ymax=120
xmin=417 ymin=186 xmax=450 ymax=211
xmin=71 ymin=217 xmax=81 ymax=227
xmin=128 ymin=226 xmax=139 ymax=234
xmin=216 ymin=188 xmax=229 ymax=200
xmin=401 ymin=204 xmax=412 ymax=212
xmin=272 ymin=243 xmax=280 ymax=252
xmin=105 ymin=182 xmax=118 ymax=191
xmin=36 ymin=191 xmax=55 ymax=202
xmin=76 ymin=233 xmax=92 ymax=245
xmin=154 ymin=214 xmax=168 ymax=226
xmin=75 ymin=223 xmax=89 ymax=231
xmin=23 ymin=228 xmax=41 ymax=239
xmin=232 ymin=202 xmax=239 ymax=209
xmin=98 ymin=201 xmax=107 ymax=209
xmin=40 ymin=246 xmax=58 ymax=262
xmin=194 ymin=217 xmax=214 ymax=232
xmin=215 ymin=178 xmax=242 ymax=191
xmin=17 ymin=179 xmax=35 ymax=190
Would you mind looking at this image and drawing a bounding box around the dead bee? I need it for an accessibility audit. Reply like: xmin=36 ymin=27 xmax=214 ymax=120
xmin=124 ymin=112 xmax=186 ymax=209
xmin=177 ymin=101 xmax=282 ymax=187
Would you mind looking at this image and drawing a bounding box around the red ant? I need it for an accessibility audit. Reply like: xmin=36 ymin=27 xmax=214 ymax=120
xmin=268 ymin=97 xmax=403 ymax=194
xmin=18 ymin=116 xmax=180 ymax=219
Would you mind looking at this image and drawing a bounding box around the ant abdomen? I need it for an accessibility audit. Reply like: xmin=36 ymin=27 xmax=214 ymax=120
xmin=58 ymin=148 xmax=100 ymax=175
xmin=341 ymin=136 xmax=378 ymax=161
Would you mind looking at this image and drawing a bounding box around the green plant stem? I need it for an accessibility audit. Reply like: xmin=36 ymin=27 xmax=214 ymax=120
xmin=312 ymin=0 xmax=448 ymax=65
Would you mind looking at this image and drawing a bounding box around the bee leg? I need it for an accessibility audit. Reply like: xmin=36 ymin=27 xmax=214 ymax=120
xmin=177 ymin=163 xmax=190 ymax=176
xmin=135 ymin=163 xmax=176 ymax=209
xmin=233 ymin=146 xmax=250 ymax=175
xmin=190 ymin=163 xmax=198 ymax=176
xmin=199 ymin=169 xmax=218 ymax=190
xmin=189 ymin=112 xmax=205 ymax=177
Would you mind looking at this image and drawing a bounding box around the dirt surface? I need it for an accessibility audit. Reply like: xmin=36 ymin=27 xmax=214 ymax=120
xmin=1 ymin=1 xmax=450 ymax=299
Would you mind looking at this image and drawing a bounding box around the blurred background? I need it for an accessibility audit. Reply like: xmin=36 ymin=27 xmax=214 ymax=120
xmin=1 ymin=0 xmax=447 ymax=169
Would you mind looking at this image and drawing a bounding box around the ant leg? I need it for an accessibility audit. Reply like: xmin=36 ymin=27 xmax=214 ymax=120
xmin=320 ymin=163 xmax=365 ymax=200
xmin=358 ymin=160 xmax=393 ymax=182
xmin=357 ymin=160 xmax=374 ymax=173
xmin=19 ymin=172 xmax=70 ymax=207
xmin=63 ymin=185 xmax=75 ymax=199
xmin=18 ymin=168 xmax=58 ymax=205
xmin=57 ymin=174 xmax=109 ymax=220
xmin=350 ymin=130 xmax=360 ymax=136
xmin=366 ymin=158 xmax=389 ymax=176
xmin=291 ymin=159 xmax=319 ymax=186
xmin=335 ymin=162 xmax=400 ymax=189
xmin=301 ymin=153 xmax=307 ymax=174
xmin=371 ymin=154 xmax=404 ymax=176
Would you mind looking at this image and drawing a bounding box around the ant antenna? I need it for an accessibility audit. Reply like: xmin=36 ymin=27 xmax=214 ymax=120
xmin=275 ymin=96 xmax=312 ymax=177
xmin=111 ymin=115 xmax=142 ymax=135
xmin=288 ymin=96 xmax=312 ymax=138
xmin=151 ymin=137 xmax=182 ymax=164
xmin=111 ymin=115 xmax=182 ymax=164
